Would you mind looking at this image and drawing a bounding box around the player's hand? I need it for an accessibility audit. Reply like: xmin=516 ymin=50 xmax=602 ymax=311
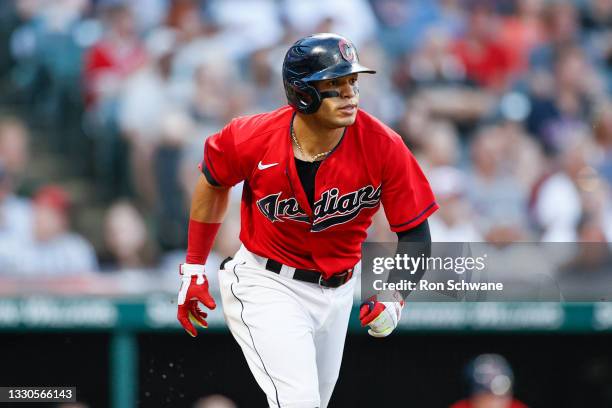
xmin=359 ymin=294 xmax=404 ymax=338
xmin=177 ymin=263 xmax=217 ymax=337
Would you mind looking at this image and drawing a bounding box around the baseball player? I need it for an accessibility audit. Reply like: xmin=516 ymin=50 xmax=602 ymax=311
xmin=177 ymin=33 xmax=438 ymax=408
xmin=450 ymin=354 xmax=528 ymax=408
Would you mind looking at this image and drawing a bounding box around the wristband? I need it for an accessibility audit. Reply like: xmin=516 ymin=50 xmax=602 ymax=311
xmin=186 ymin=219 xmax=221 ymax=264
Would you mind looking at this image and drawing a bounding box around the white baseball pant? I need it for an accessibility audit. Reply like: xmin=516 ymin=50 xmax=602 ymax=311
xmin=218 ymin=244 xmax=357 ymax=408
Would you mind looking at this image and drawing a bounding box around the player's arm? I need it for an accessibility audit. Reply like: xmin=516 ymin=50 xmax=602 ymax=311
xmin=359 ymin=220 xmax=431 ymax=338
xmin=189 ymin=174 xmax=230 ymax=243
xmin=177 ymin=174 xmax=231 ymax=337
xmin=393 ymin=219 xmax=431 ymax=298
xmin=360 ymin=135 xmax=436 ymax=338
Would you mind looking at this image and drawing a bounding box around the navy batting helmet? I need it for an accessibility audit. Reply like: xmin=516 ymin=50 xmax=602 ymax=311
xmin=282 ymin=33 xmax=376 ymax=114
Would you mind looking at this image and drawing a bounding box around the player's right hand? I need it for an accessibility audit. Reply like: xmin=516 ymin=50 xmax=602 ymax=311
xmin=177 ymin=263 xmax=217 ymax=337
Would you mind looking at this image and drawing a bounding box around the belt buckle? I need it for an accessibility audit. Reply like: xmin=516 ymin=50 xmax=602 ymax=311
xmin=346 ymin=268 xmax=353 ymax=282
xmin=318 ymin=274 xmax=326 ymax=288
xmin=337 ymin=269 xmax=351 ymax=284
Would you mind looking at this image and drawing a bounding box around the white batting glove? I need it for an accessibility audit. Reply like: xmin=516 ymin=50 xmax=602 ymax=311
xmin=359 ymin=293 xmax=404 ymax=338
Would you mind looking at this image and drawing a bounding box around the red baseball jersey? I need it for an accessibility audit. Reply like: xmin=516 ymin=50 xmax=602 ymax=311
xmin=450 ymin=399 xmax=528 ymax=408
xmin=202 ymin=105 xmax=438 ymax=278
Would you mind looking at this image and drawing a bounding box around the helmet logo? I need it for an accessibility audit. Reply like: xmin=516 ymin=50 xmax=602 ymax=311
xmin=338 ymin=39 xmax=356 ymax=63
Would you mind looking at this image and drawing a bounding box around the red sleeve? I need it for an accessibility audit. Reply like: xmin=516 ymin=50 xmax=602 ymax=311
xmin=83 ymin=44 xmax=111 ymax=107
xmin=201 ymin=121 xmax=244 ymax=187
xmin=381 ymin=137 xmax=438 ymax=232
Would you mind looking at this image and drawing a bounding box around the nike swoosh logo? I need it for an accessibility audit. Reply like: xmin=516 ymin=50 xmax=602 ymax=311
xmin=258 ymin=161 xmax=279 ymax=170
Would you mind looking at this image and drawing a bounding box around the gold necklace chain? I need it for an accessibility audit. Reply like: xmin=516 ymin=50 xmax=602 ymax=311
xmin=291 ymin=126 xmax=333 ymax=162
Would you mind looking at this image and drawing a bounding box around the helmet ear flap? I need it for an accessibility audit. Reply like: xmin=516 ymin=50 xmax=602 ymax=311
xmin=289 ymin=79 xmax=321 ymax=114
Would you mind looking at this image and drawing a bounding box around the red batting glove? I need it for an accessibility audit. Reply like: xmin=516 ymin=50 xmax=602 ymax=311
xmin=359 ymin=293 xmax=404 ymax=338
xmin=177 ymin=263 xmax=217 ymax=337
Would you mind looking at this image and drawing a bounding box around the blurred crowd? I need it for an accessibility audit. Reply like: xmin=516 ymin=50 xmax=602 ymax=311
xmin=0 ymin=0 xmax=610 ymax=280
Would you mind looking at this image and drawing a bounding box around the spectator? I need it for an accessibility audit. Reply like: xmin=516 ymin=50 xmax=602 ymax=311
xmin=190 ymin=58 xmax=243 ymax=127
xmin=282 ymin=0 xmax=376 ymax=47
xmin=465 ymin=126 xmax=528 ymax=236
xmin=118 ymin=27 xmax=179 ymax=207
xmin=499 ymin=123 xmax=546 ymax=193
xmin=452 ymin=2 xmax=514 ymax=91
xmin=212 ymin=0 xmax=284 ymax=58
xmin=530 ymin=133 xmax=593 ymax=241
xmin=165 ymin=0 xmax=207 ymax=44
xmin=530 ymin=47 xmax=603 ymax=153
xmin=0 ymin=116 xmax=33 ymax=204
xmin=428 ymin=166 xmax=481 ymax=242
xmin=0 ymin=159 xmax=32 ymax=246
xmin=32 ymin=185 xmax=97 ymax=273
xmin=397 ymin=97 xmax=432 ymax=148
xmin=371 ymin=0 xmax=463 ymax=57
xmin=245 ymin=48 xmax=286 ymax=113
xmin=167 ymin=0 xmax=227 ymax=101
xmin=0 ymin=117 xmax=32 ymax=245
xmin=126 ymin=0 xmax=169 ymax=34
xmin=419 ymin=120 xmax=461 ymax=170
xmin=499 ymin=0 xmax=546 ymax=75
xmin=582 ymin=0 xmax=612 ymax=33
xmin=83 ymin=3 xmax=148 ymax=198
xmin=0 ymin=116 xmax=29 ymax=180
xmin=0 ymin=185 xmax=98 ymax=275
xmin=103 ymin=200 xmax=156 ymax=270
xmin=8 ymin=0 xmax=89 ymax=121
xmin=400 ymin=27 xmax=465 ymax=89
xmin=83 ymin=3 xmax=147 ymax=112
xmin=530 ymin=1 xmax=581 ymax=71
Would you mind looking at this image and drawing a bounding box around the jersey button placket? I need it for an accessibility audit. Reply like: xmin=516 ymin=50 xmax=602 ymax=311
xmin=284 ymin=166 xmax=313 ymax=225
xmin=310 ymin=161 xmax=326 ymax=232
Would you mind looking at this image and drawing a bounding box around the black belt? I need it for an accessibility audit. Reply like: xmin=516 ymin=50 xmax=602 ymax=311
xmin=220 ymin=257 xmax=353 ymax=288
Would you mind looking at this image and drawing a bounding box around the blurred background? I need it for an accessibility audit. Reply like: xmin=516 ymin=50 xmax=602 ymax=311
xmin=0 ymin=0 xmax=610 ymax=407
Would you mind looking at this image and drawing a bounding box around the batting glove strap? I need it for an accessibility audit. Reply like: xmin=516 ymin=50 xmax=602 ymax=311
xmin=178 ymin=263 xmax=206 ymax=305
xmin=180 ymin=263 xmax=205 ymax=277
xmin=176 ymin=263 xmax=216 ymax=337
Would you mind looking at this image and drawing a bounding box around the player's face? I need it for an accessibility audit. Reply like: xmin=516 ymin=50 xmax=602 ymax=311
xmin=313 ymin=73 xmax=360 ymax=128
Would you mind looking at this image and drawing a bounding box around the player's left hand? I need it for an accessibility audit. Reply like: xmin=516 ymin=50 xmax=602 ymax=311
xmin=359 ymin=294 xmax=404 ymax=338
xmin=177 ymin=263 xmax=217 ymax=337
